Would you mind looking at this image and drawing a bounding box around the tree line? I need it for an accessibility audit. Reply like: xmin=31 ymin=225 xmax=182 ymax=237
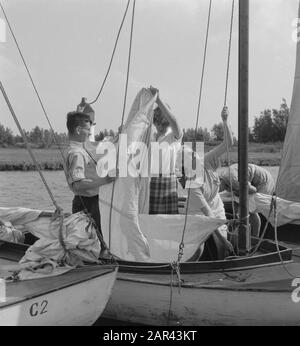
xmin=0 ymin=126 xmax=68 ymax=148
xmin=183 ymin=99 xmax=289 ymax=143
xmin=0 ymin=99 xmax=289 ymax=147
xmin=212 ymin=99 xmax=289 ymax=143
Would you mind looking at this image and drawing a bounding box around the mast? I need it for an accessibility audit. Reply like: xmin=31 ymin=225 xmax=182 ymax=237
xmin=238 ymin=0 xmax=251 ymax=254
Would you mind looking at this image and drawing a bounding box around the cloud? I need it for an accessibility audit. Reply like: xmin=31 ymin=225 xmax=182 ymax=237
xmin=252 ymin=0 xmax=298 ymax=37
xmin=0 ymin=54 xmax=18 ymax=78
xmin=137 ymin=0 xmax=206 ymax=17
xmin=113 ymin=69 xmax=144 ymax=91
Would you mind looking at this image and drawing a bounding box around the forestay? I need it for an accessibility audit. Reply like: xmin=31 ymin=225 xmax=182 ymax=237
xmin=99 ymin=88 xmax=226 ymax=262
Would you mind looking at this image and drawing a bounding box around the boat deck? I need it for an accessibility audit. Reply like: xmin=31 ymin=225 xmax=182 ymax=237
xmin=0 ymin=264 xmax=116 ymax=308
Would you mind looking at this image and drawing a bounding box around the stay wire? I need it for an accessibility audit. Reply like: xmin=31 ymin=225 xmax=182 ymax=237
xmin=108 ymin=0 xmax=136 ymax=248
xmin=224 ymin=0 xmax=235 ymax=107
xmin=1 ymin=1 xmax=125 ymax=259
xmin=167 ymin=266 xmax=175 ymax=325
xmin=0 ymin=1 xmax=115 ymax=251
xmin=248 ymin=194 xmax=299 ymax=278
xmin=248 ymin=194 xmax=276 ymax=256
xmin=89 ymin=0 xmax=131 ymax=105
xmin=178 ymin=0 xmax=213 ymax=262
xmin=0 ymin=81 xmax=61 ymax=211
xmin=1 ymin=0 xmax=107 ymax=251
xmin=194 ymin=0 xmax=213 ymax=134
xmin=0 ymin=1 xmax=67 ymax=167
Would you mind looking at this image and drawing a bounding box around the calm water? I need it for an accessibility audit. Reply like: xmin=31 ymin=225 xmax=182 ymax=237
xmin=0 ymin=171 xmax=73 ymax=212
xmin=0 ymin=167 xmax=279 ymax=210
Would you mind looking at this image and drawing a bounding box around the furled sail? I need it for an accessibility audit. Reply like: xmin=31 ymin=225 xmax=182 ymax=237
xmin=276 ymin=3 xmax=300 ymax=201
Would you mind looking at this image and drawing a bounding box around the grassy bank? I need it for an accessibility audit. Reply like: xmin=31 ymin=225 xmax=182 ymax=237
xmin=0 ymin=148 xmax=64 ymax=171
xmin=0 ymin=143 xmax=283 ymax=171
xmin=221 ymin=142 xmax=282 ymax=166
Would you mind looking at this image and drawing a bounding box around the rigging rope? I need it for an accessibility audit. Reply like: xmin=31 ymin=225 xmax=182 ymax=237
xmin=108 ymin=0 xmax=136 ymax=248
xmin=177 ymin=0 xmax=213 ymax=263
xmin=0 ymin=1 xmax=67 ymax=167
xmin=0 ymin=1 xmax=72 ymax=253
xmin=242 ymin=194 xmax=300 ymax=278
xmin=0 ymin=81 xmax=61 ymax=211
xmin=89 ymin=0 xmax=131 ymax=105
xmin=0 ymin=1 xmax=117 ymax=257
xmin=178 ymin=0 xmax=237 ymax=263
xmin=249 ymin=194 xmax=276 ymax=256
xmin=194 ymin=0 xmax=213 ymax=134
xmin=0 ymin=2 xmax=113 ymax=259
xmin=223 ymin=0 xmax=237 ymax=221
xmin=167 ymin=266 xmax=175 ymax=325
xmin=224 ymin=0 xmax=235 ymax=107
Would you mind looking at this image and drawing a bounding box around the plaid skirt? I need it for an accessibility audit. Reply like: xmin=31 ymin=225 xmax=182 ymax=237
xmin=149 ymin=175 xmax=178 ymax=214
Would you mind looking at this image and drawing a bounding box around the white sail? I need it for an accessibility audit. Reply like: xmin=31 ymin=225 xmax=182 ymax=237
xmin=98 ymin=88 xmax=226 ymax=262
xmin=276 ymin=3 xmax=300 ymax=201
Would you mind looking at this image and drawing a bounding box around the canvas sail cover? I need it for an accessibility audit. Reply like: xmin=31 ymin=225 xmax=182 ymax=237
xmin=98 ymin=88 xmax=226 ymax=262
xmin=0 ymin=207 xmax=101 ymax=279
xmin=248 ymin=193 xmax=300 ymax=227
xmin=276 ymin=3 xmax=300 ymax=202
xmin=220 ymin=191 xmax=300 ymax=227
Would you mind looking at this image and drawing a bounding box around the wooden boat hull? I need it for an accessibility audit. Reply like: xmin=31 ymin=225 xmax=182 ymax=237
xmin=0 ymin=265 xmax=118 ymax=326
xmin=103 ymin=263 xmax=300 ymax=326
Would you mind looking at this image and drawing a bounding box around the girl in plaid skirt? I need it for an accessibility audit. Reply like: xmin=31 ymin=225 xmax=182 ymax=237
xmin=149 ymin=87 xmax=182 ymax=214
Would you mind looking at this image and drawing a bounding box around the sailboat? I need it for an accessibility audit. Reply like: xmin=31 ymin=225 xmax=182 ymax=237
xmin=250 ymin=1 xmax=300 ymax=246
xmin=0 ymin=207 xmax=118 ymax=326
xmin=224 ymin=0 xmax=300 ymax=247
xmin=0 ymin=240 xmax=117 ymax=326
xmin=0 ymin=77 xmax=119 ymax=325
xmin=1 ymin=0 xmax=300 ymax=326
xmin=96 ymin=0 xmax=300 ymax=325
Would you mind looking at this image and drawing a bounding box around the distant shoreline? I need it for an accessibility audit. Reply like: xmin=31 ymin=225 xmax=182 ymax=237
xmin=0 ymin=162 xmax=64 ymax=171
xmin=0 ymin=145 xmax=282 ymax=171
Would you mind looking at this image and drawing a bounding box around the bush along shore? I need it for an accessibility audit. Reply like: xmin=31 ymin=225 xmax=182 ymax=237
xmin=0 ymin=148 xmax=64 ymax=171
xmin=0 ymin=144 xmax=282 ymax=171
xmin=0 ymin=161 xmax=64 ymax=171
xmin=0 ymin=158 xmax=281 ymax=171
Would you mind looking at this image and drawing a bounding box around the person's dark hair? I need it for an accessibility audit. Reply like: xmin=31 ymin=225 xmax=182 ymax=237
xmin=153 ymin=107 xmax=169 ymax=127
xmin=66 ymin=111 xmax=92 ymax=134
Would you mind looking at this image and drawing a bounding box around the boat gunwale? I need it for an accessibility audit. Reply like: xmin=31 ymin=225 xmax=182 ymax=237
xmin=116 ymin=262 xmax=296 ymax=293
xmin=104 ymin=239 xmax=292 ymax=274
xmin=0 ymin=265 xmax=118 ymax=309
xmin=116 ymin=258 xmax=293 ymax=276
xmin=0 ymin=233 xmax=293 ymax=274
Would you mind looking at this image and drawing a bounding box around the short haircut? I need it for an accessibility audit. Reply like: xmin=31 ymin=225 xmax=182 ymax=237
xmin=66 ymin=111 xmax=92 ymax=134
xmin=153 ymin=107 xmax=169 ymax=127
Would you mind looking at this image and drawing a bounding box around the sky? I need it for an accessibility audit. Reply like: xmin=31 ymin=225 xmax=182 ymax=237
xmin=0 ymin=0 xmax=299 ymax=137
